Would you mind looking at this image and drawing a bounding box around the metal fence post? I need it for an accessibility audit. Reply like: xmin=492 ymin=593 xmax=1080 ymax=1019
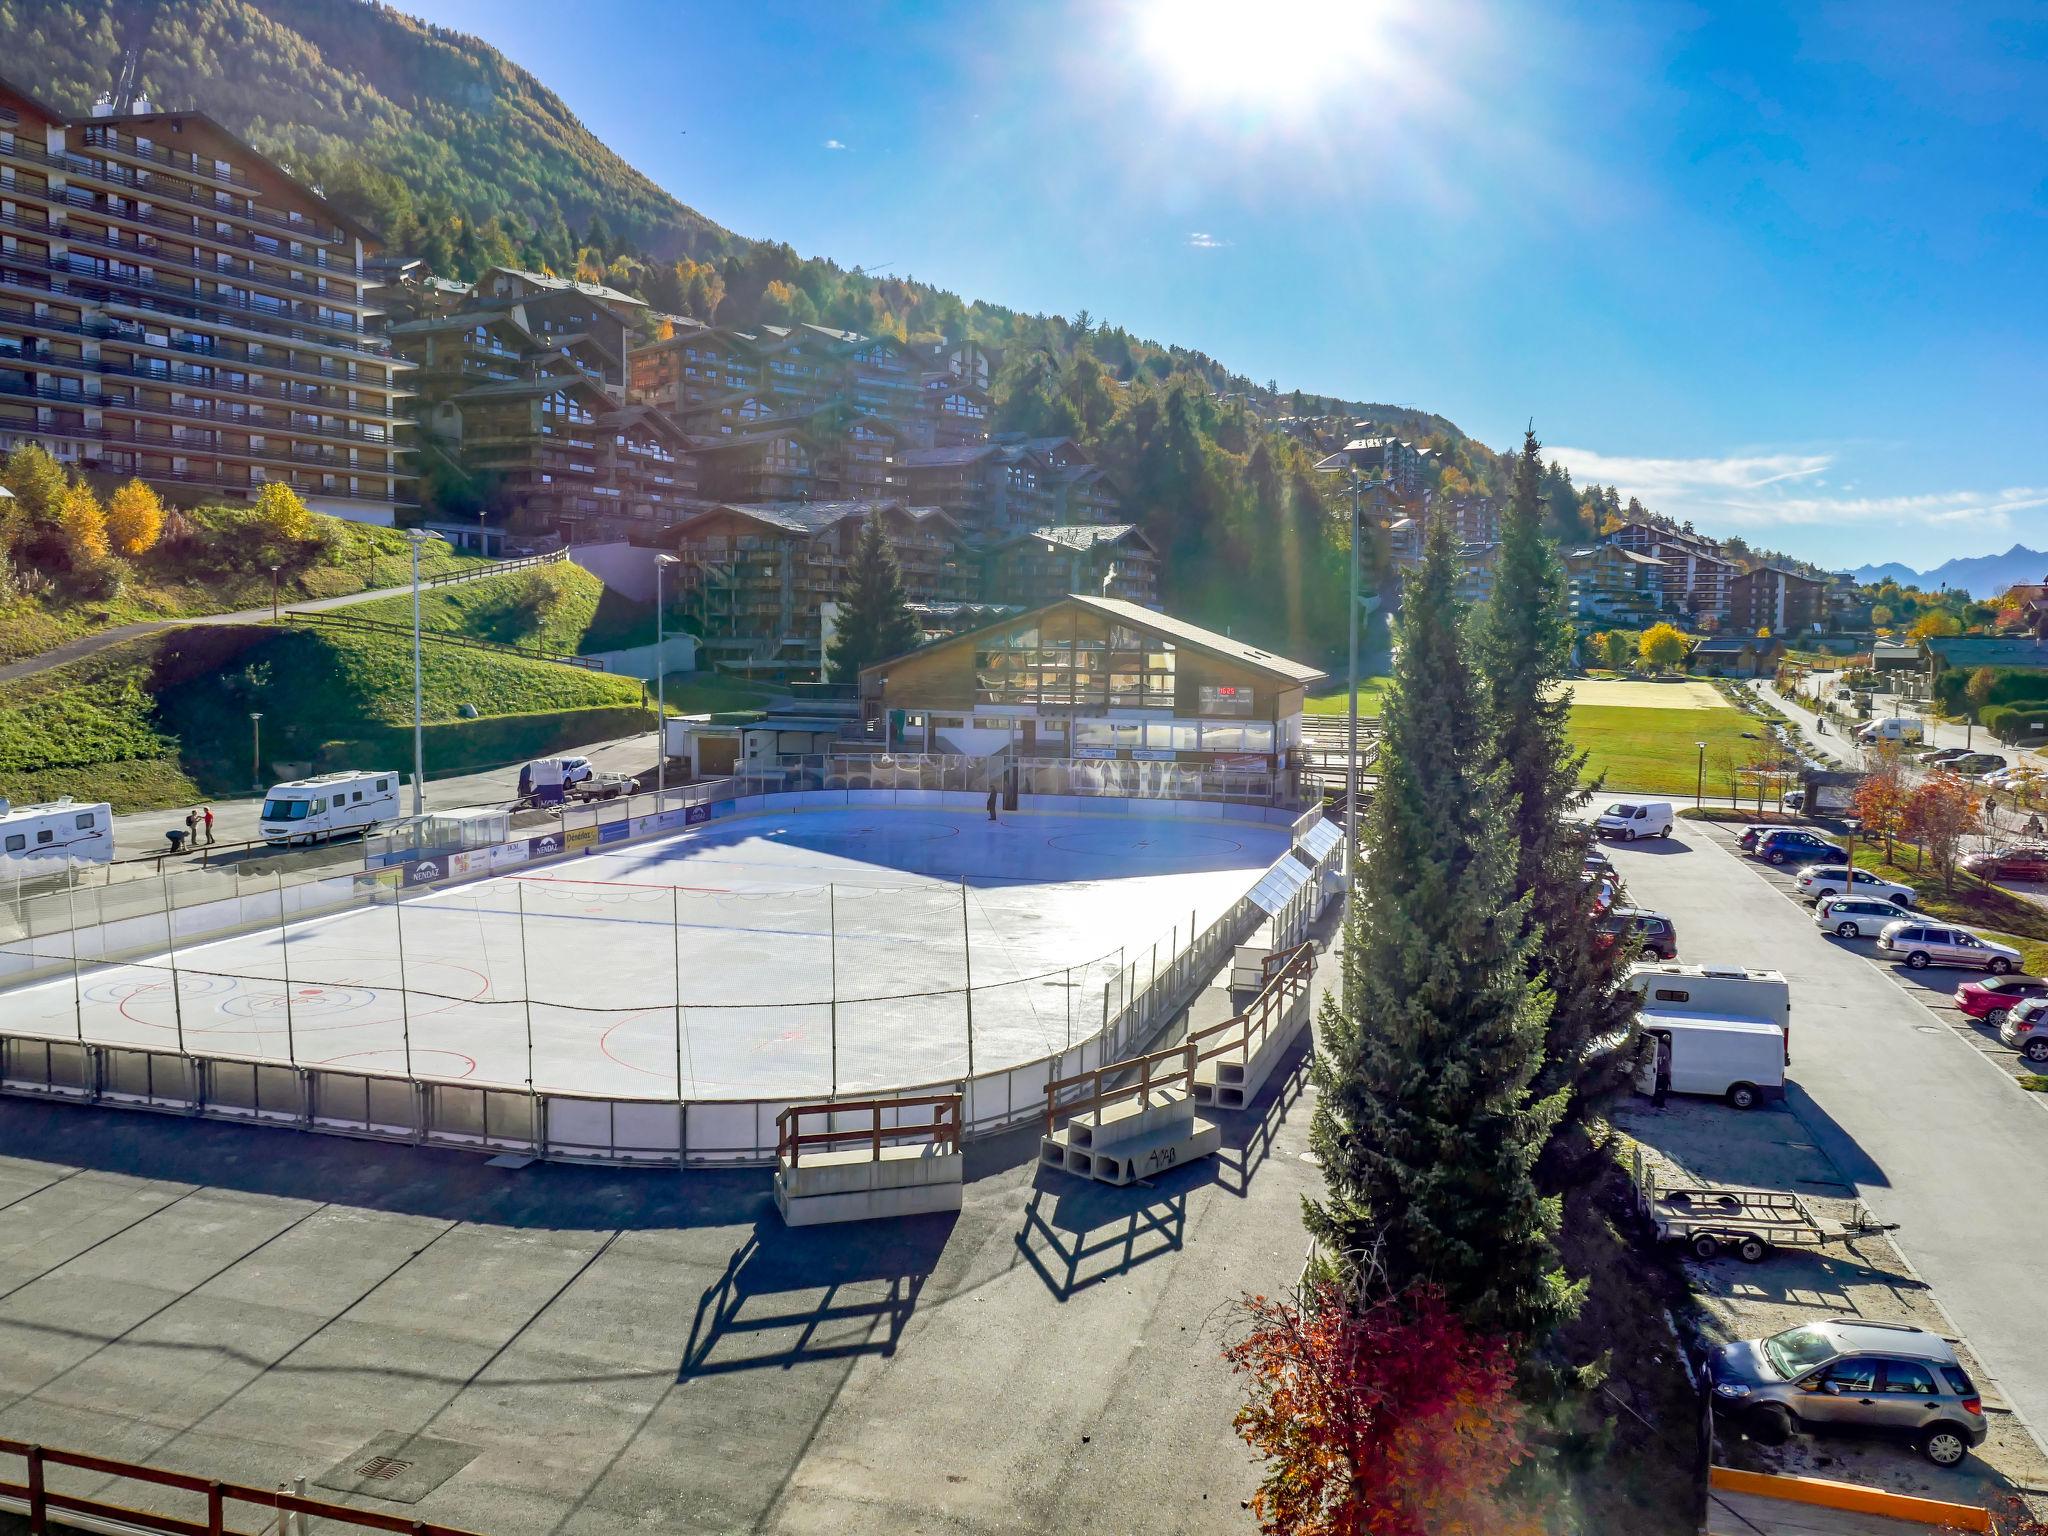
xmin=276 ymin=873 xmax=296 ymax=1068
xmin=961 ymin=881 xmax=975 ymax=1084
xmin=517 ymin=879 xmax=536 ymax=1091
xmin=393 ymin=882 xmax=413 ymax=1080
xmin=63 ymin=885 xmax=84 ymax=1044
xmin=163 ymin=870 xmax=186 ymax=1054
xmin=828 ymin=884 xmax=839 ymax=1097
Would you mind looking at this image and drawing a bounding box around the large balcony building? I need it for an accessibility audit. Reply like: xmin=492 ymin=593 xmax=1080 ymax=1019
xmin=0 ymin=75 xmax=412 ymax=520
xmin=983 ymin=523 xmax=1160 ymax=609
xmin=1729 ymin=564 xmax=1824 ymax=636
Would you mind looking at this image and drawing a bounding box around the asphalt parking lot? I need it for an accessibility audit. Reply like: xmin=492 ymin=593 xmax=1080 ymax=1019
xmin=1599 ymin=814 xmax=2048 ymax=1495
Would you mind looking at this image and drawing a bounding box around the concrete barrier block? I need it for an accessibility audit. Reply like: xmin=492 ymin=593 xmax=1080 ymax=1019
xmin=1061 ymin=1089 xmax=1192 ymax=1151
xmin=777 ymin=1143 xmax=961 ymax=1198
xmin=774 ymin=1155 xmax=964 ymax=1226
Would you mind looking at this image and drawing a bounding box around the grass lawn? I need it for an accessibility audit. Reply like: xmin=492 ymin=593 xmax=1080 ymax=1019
xmin=1304 ymin=676 xmax=1393 ymax=718
xmin=654 ymin=671 xmax=785 ymax=716
xmin=347 ymin=563 xmax=657 ymax=657
xmin=1568 ymin=702 xmax=1765 ymax=796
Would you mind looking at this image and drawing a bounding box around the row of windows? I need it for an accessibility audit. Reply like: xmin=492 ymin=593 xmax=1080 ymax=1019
xmin=2 ymin=809 xmax=98 ymax=852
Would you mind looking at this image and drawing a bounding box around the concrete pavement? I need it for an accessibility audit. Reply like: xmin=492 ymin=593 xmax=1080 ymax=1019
xmin=1606 ymin=816 xmax=2048 ymax=1439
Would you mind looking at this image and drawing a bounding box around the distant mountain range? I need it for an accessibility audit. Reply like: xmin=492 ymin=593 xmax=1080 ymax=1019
xmin=1848 ymin=545 xmax=2048 ymax=599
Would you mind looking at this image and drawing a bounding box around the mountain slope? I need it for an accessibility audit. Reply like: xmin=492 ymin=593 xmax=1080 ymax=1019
xmin=0 ymin=0 xmax=738 ymax=259
xmin=1849 ymin=544 xmax=2048 ymax=598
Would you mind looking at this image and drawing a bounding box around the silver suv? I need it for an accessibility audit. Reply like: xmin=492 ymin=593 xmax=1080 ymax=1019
xmin=1707 ymin=1319 xmax=1986 ymax=1465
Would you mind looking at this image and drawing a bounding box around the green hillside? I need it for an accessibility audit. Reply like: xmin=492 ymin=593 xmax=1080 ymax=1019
xmin=0 ymin=622 xmax=649 ymax=809
xmin=347 ymin=561 xmax=656 ymax=657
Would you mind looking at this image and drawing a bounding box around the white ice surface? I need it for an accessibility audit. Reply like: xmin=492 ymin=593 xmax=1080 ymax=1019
xmin=3 ymin=808 xmax=1289 ymax=1099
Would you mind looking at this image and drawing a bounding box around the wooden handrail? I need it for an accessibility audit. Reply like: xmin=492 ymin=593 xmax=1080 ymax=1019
xmin=775 ymin=1092 xmax=961 ymax=1167
xmin=0 ymin=1435 xmax=486 ymax=1535
xmin=1043 ymin=1035 xmax=1197 ymax=1138
xmin=1187 ymin=942 xmax=1316 ymax=1068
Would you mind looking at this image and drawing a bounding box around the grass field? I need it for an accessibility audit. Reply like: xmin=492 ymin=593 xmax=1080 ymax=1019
xmin=347 ymin=562 xmax=657 ymax=657
xmin=1568 ymin=702 xmax=1765 ymax=796
xmin=1304 ymin=676 xmax=1393 ymax=718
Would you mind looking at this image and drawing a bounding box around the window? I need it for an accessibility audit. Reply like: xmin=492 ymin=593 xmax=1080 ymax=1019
xmin=1199 ymin=683 xmax=1254 ymax=718
xmin=74 ymin=812 xmax=95 ymax=829
xmin=1882 ymin=1361 xmax=1937 ymax=1396
xmin=36 ymin=829 xmax=52 ymax=845
xmin=1652 ymin=988 xmax=1691 ymax=1003
xmin=4 ymin=833 xmax=22 ymax=852
xmin=1820 ymin=1358 xmax=1881 ymax=1394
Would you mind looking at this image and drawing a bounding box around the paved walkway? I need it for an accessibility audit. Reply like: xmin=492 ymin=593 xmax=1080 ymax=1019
xmin=0 ymin=562 xmax=510 ymax=686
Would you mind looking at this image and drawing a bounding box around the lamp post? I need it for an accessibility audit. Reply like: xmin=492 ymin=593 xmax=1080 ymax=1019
xmin=401 ymin=529 xmax=430 ymax=818
xmin=1695 ymin=740 xmax=1706 ymax=812
xmin=268 ymin=564 xmax=280 ymax=621
xmin=249 ymin=711 xmax=264 ymax=791
xmin=654 ymin=554 xmax=680 ymax=798
xmin=1315 ymin=459 xmax=1380 ymax=898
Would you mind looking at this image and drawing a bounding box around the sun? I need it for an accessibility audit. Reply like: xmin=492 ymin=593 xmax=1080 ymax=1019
xmin=1131 ymin=0 xmax=1390 ymax=116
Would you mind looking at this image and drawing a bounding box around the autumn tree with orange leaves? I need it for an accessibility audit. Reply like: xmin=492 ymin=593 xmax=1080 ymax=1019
xmin=1225 ymin=1281 xmax=1539 ymax=1536
xmin=1851 ymin=754 xmax=1911 ymax=863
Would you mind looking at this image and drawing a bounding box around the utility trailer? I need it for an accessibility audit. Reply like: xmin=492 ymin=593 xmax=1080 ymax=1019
xmin=1642 ymin=1181 xmax=1897 ymax=1264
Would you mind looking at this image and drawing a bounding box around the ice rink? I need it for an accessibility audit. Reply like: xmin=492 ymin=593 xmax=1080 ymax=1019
xmin=5 ymin=807 xmax=1292 ymax=1100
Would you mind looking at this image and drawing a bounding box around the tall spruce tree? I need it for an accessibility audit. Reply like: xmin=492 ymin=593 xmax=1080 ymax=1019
xmin=1306 ymin=509 xmax=1576 ymax=1342
xmin=825 ymin=516 xmax=922 ymax=684
xmin=1480 ymin=429 xmax=1641 ymax=1189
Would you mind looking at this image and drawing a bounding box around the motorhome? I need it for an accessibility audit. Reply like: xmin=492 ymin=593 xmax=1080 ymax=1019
xmin=1629 ymin=962 xmax=1793 ymax=1108
xmin=0 ymin=797 xmax=114 ymax=872
xmin=259 ymin=771 xmax=399 ymax=845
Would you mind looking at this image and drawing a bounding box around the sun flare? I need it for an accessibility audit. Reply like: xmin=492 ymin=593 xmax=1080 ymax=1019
xmin=1132 ymin=0 xmax=1390 ymax=116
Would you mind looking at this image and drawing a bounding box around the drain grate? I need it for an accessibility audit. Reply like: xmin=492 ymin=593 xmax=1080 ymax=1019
xmin=317 ymin=1433 xmax=479 ymax=1505
xmin=355 ymin=1456 xmax=412 ymax=1482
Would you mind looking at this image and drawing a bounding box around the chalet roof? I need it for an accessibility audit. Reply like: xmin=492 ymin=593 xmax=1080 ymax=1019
xmin=1616 ymin=547 xmax=1667 ymax=566
xmin=862 ymin=594 xmax=1327 ymax=688
xmin=1922 ymin=637 xmax=2048 ymax=671
xmin=387 ymin=309 xmax=532 ymax=338
xmin=1002 ymin=523 xmax=1153 ymax=555
xmin=677 ymin=499 xmax=957 ymax=538
xmin=452 ymin=373 xmax=610 ymax=405
xmin=482 ymin=267 xmax=649 ymax=310
xmin=900 ymin=444 xmax=1000 ymax=469
xmin=598 ymin=404 xmax=689 ymax=443
xmin=1871 ymin=642 xmax=1922 ymax=663
xmin=1693 ymin=636 xmax=1772 ymax=654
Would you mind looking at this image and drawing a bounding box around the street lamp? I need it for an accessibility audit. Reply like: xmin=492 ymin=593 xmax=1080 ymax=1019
xmin=401 ymin=529 xmax=431 ymax=818
xmin=1313 ymin=458 xmax=1383 ymax=898
xmin=654 ymin=553 xmax=680 ymax=798
xmin=268 ymin=564 xmax=280 ymax=621
xmin=249 ymin=711 xmax=264 ymax=791
xmin=1695 ymin=740 xmax=1706 ymax=812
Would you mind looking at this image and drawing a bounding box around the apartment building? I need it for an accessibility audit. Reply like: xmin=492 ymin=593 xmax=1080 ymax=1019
xmin=1565 ymin=543 xmax=1665 ymax=626
xmin=898 ymin=435 xmax=1121 ymax=542
xmin=1728 ymin=564 xmax=1824 ymax=635
xmin=668 ymin=498 xmax=971 ymax=672
xmin=983 ymin=523 xmax=1160 ymax=609
xmin=1609 ymin=521 xmax=1734 ymax=619
xmin=0 ymin=74 xmax=412 ymax=520
xmin=1314 ymin=431 xmax=1424 ymax=498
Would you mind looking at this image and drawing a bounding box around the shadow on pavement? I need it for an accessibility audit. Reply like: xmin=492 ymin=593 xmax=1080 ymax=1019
xmin=676 ymin=1210 xmax=954 ymax=1379
xmin=1214 ymin=1038 xmax=1311 ymax=1199
xmin=1782 ymin=1081 xmax=1890 ymax=1191
xmin=1012 ymin=1157 xmax=1211 ymax=1301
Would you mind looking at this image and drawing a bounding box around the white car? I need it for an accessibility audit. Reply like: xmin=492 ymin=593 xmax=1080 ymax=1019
xmin=1812 ymin=895 xmax=1912 ymax=939
xmin=558 ymin=756 xmax=595 ymax=785
xmin=1795 ymin=865 xmax=1915 ymax=908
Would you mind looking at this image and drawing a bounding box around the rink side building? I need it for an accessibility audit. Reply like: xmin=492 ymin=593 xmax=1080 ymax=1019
xmin=857 ymin=595 xmax=1327 ymax=773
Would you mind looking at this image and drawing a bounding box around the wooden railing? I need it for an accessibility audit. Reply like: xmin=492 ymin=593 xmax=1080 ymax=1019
xmin=1186 ymin=942 xmax=1316 ymax=1071
xmin=776 ymin=1092 xmax=961 ymax=1168
xmin=1042 ymin=1036 xmax=1197 ymax=1138
xmin=0 ymin=1436 xmax=486 ymax=1535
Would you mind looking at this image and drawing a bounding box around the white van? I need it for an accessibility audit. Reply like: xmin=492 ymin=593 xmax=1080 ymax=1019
xmin=0 ymin=797 xmax=114 ymax=872
xmin=1595 ymin=798 xmax=1675 ymax=840
xmin=1635 ymin=1016 xmax=1787 ymax=1109
xmin=260 ymin=771 xmax=399 ymax=845
xmin=1857 ymin=717 xmax=1924 ymax=745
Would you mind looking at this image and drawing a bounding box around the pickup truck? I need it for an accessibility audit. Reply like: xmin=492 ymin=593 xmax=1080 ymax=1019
xmin=564 ymin=772 xmax=637 ymax=803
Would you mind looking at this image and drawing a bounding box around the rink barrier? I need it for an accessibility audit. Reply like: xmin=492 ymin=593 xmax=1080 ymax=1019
xmin=0 ymin=794 xmax=1330 ymax=1167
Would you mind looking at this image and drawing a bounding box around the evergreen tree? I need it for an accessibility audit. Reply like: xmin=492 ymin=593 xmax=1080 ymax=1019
xmin=1306 ymin=511 xmax=1576 ymax=1343
xmin=1480 ymin=431 xmax=1641 ymax=1190
xmin=825 ymin=517 xmax=922 ymax=684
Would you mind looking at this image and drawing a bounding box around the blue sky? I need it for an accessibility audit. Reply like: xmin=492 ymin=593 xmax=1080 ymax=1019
xmin=403 ymin=0 xmax=2046 ymax=571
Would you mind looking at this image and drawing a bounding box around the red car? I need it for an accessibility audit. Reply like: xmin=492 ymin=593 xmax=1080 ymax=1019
xmin=1963 ymin=848 xmax=2048 ymax=883
xmin=1954 ymin=975 xmax=2048 ymax=1026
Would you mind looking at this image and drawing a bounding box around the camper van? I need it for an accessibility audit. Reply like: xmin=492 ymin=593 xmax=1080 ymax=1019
xmin=259 ymin=771 xmax=399 ymax=845
xmin=1630 ymin=961 xmax=1791 ymax=1051
xmin=0 ymin=797 xmax=114 ymax=872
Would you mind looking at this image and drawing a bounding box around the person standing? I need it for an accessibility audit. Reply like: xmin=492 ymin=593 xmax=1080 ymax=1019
xmin=986 ymin=785 xmax=998 ymax=823
xmin=202 ymin=805 xmax=215 ymax=845
xmin=184 ymin=807 xmax=199 ymax=848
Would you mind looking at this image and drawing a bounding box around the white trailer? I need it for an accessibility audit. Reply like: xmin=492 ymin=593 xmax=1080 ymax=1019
xmin=259 ymin=771 xmax=399 ymax=845
xmin=0 ymin=797 xmax=114 ymax=872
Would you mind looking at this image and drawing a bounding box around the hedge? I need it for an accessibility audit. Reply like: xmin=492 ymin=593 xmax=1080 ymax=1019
xmin=1936 ymin=667 xmax=2048 ymax=714
xmin=1981 ymin=705 xmax=2048 ymax=744
xmin=312 ymin=704 xmax=657 ymax=778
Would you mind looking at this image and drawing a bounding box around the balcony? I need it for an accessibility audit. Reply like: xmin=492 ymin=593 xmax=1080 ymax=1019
xmin=49 ymin=216 xmax=376 ymax=308
xmin=0 ymin=136 xmax=344 ymax=243
xmin=97 ymin=391 xmax=399 ymax=448
xmin=95 ymin=419 xmax=400 ymax=474
xmin=52 ymin=189 xmax=368 ymax=275
xmin=76 ymin=127 xmax=259 ymax=192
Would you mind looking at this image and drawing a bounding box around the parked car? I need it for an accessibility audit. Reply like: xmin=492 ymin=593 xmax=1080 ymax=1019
xmin=1595 ymin=907 xmax=1679 ymax=960
xmin=1812 ymin=895 xmax=1912 ymax=940
xmin=1754 ymin=829 xmax=1848 ymax=866
xmin=1706 ymin=1319 xmax=1987 ymax=1466
xmin=1876 ymin=921 xmax=2023 ymax=974
xmin=1794 ymin=865 xmax=1916 ymax=908
xmin=1916 ymin=746 xmax=1971 ymax=765
xmin=1951 ymin=753 xmax=2008 ymax=779
xmin=1953 ymin=975 xmax=2048 ymax=1027
xmin=1594 ymin=798 xmax=1675 ymax=841
xmin=1737 ymin=824 xmax=1779 ymax=853
xmin=1582 ymin=847 xmax=1616 ymax=877
xmin=1998 ymin=997 xmax=2048 ymax=1063
xmin=558 ymin=755 xmax=595 ymax=785
xmin=1964 ymin=846 xmax=2048 ymax=882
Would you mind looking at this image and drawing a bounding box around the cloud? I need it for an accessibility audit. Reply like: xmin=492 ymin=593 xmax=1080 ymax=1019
xmin=1185 ymin=231 xmax=1230 ymax=249
xmin=822 ymin=138 xmax=848 ymax=151
xmin=1549 ymin=444 xmax=2048 ymax=536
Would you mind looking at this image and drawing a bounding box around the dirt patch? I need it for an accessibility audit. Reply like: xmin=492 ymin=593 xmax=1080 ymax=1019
xmin=1562 ymin=679 xmax=1735 ymax=710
